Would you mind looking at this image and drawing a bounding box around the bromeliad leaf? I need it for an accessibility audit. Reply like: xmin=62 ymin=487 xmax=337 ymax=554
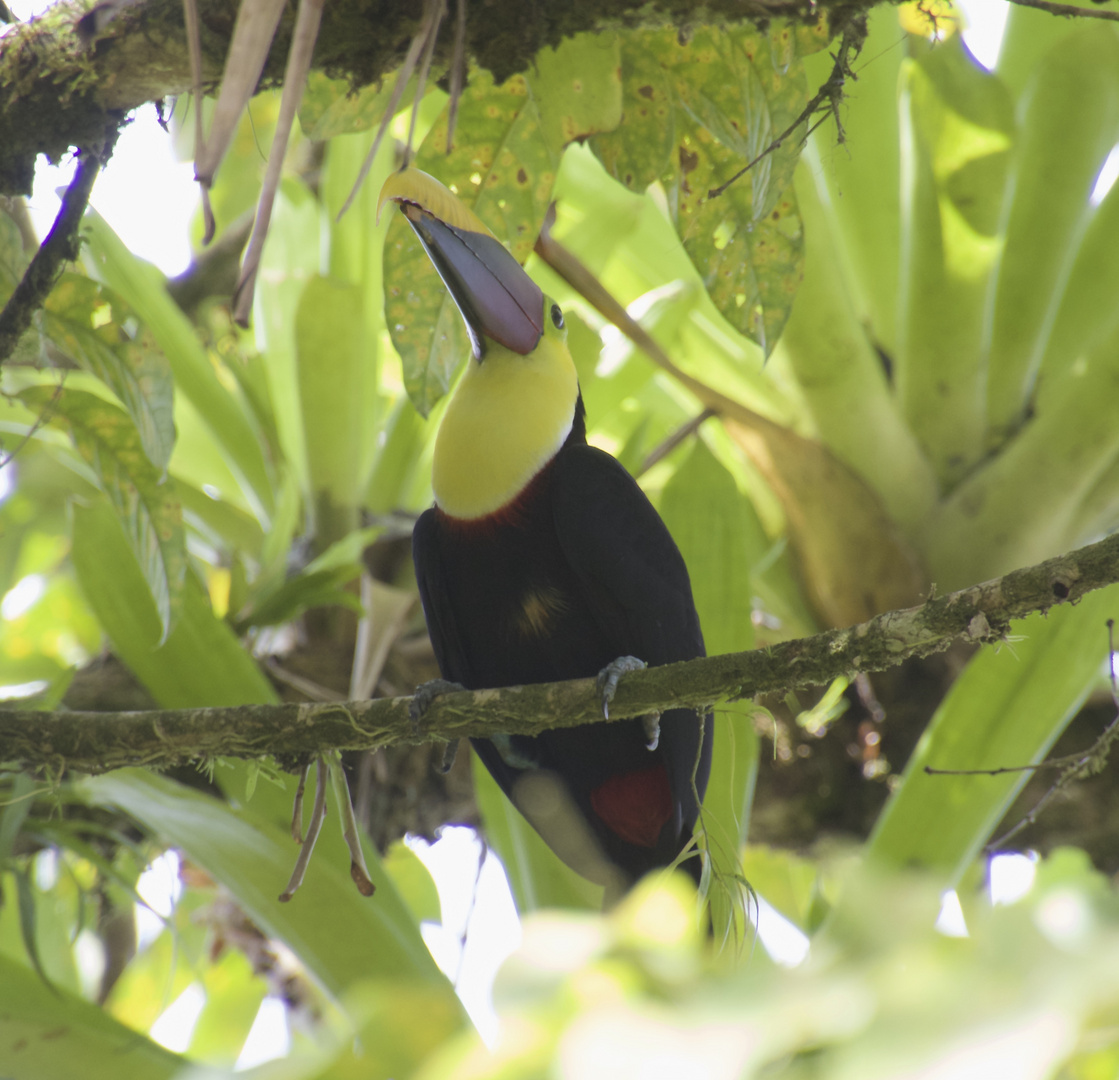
xmin=18 ymin=386 xmax=185 ymax=638
xmin=591 ymin=21 xmax=826 ymax=353
xmin=384 ymin=33 xmax=622 ymax=415
xmin=41 ymin=274 xmax=176 ymax=472
xmin=299 ymin=69 xmax=416 ymax=140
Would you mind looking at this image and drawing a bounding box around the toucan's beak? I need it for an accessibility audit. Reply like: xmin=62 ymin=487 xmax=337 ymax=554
xmin=379 ymin=168 xmax=544 ymax=358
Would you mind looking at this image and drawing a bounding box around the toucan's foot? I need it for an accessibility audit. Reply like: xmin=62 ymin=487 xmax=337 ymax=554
xmin=641 ymin=711 xmax=662 ymax=751
xmin=409 ymin=678 xmax=467 ymax=727
xmin=439 ymin=739 xmax=461 ymax=773
xmin=596 ymin=655 xmax=647 ymax=720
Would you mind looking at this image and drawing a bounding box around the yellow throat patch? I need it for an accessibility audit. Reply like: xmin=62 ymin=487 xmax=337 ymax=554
xmin=432 ymin=333 xmax=578 ymax=520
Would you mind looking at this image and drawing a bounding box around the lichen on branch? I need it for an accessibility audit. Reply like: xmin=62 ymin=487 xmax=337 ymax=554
xmin=3 ymin=530 xmax=1118 ymax=777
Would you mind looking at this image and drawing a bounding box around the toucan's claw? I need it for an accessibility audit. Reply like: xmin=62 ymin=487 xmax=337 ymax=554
xmin=596 ymin=655 xmax=647 ymax=721
xmin=642 ymin=712 xmax=662 ymax=752
xmin=439 ymin=739 xmax=461 ymax=773
xmin=409 ymin=678 xmax=467 ymax=727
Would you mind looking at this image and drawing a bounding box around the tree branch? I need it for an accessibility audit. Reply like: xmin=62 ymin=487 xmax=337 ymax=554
xmin=0 ymin=0 xmax=845 ymax=196
xmin=1007 ymin=0 xmax=1119 ymax=23
xmin=0 ymin=129 xmax=115 ymax=366
xmin=3 ymin=530 xmax=1118 ymax=776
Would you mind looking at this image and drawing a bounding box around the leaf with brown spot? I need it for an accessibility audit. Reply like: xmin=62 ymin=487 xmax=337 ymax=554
xmin=591 ymin=19 xmax=827 ymax=354
xmin=18 ymin=386 xmax=185 ymax=639
xmin=384 ymin=34 xmax=622 ymax=415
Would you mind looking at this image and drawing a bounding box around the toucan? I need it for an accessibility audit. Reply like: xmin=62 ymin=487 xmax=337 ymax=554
xmin=380 ymin=168 xmax=713 ymax=896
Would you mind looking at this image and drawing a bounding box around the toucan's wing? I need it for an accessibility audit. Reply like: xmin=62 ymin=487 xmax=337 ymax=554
xmin=551 ymin=444 xmax=705 ymax=666
xmin=412 ymin=507 xmax=472 ymax=684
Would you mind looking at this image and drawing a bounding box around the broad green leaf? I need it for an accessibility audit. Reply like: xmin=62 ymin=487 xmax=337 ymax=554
xmin=985 ymin=25 xmax=1119 ymax=442
xmin=233 ymin=563 xmax=364 ymax=632
xmin=187 ymin=949 xmax=267 ymax=1066
xmin=1041 ymin=166 xmax=1119 ymax=381
xmin=299 ymin=68 xmax=414 ymax=141
xmin=927 ymin=328 xmax=1119 ymax=589
xmin=70 ymin=498 xmax=275 ymax=709
xmin=254 ymin=177 xmax=321 ymax=494
xmin=591 ymin=22 xmax=818 ymax=352
xmin=783 ymin=152 xmax=938 ymax=532
xmin=41 ymin=274 xmax=175 ymax=471
xmin=895 ymin=36 xmax=1013 ymax=490
xmin=384 ymin=34 xmax=622 ymax=414
xmin=19 ymin=386 xmax=185 ymax=637
xmin=176 ymin=477 xmax=266 ymax=562
xmin=741 ymin=844 xmax=825 ymax=932
xmin=659 ymin=441 xmax=767 ymax=936
xmin=296 ymin=274 xmax=368 ymax=547
xmin=868 ymin=583 xmax=1119 ymax=883
xmin=383 ymin=841 xmax=442 ymax=926
xmin=802 ymin=6 xmax=905 ymax=355
xmin=365 ymin=397 xmax=427 ymax=513
xmin=659 ymin=441 xmax=761 ymax=896
xmin=83 ymin=212 xmax=275 ymax=519
xmin=0 ymin=952 xmax=183 ymax=1080
xmin=85 ymin=770 xmax=458 ymax=1014
xmin=472 ymin=756 xmax=602 ymax=914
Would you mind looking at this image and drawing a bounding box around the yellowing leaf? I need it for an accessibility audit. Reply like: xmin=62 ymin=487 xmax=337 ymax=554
xmin=19 ymin=386 xmax=185 ymax=637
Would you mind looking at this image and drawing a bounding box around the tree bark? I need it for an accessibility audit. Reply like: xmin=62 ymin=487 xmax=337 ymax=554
xmin=0 ymin=0 xmax=846 ymax=195
xmin=4 ymin=528 xmax=1117 ymax=775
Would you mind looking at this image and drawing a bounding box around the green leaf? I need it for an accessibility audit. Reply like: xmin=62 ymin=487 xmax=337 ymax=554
xmin=868 ymin=583 xmax=1119 ymax=884
xmin=895 ymin=37 xmax=1014 ymax=490
xmin=927 ymin=329 xmax=1119 ymax=589
xmin=234 ymin=563 xmax=364 ymax=632
xmin=13 ymin=867 xmax=53 ymax=993
xmin=299 ymin=68 xmax=415 ymax=141
xmin=802 ymin=6 xmax=905 ymax=354
xmin=472 ymin=756 xmax=602 ymax=913
xmin=19 ymin=386 xmax=185 ymax=637
xmin=83 ymin=212 xmax=275 ymax=518
xmin=783 ymin=154 xmax=938 ymax=531
xmin=985 ymin=25 xmax=1119 ymax=441
xmin=70 ymin=498 xmax=275 ymax=709
xmin=41 ymin=274 xmax=176 ymax=472
xmin=384 ymin=34 xmax=622 ymax=414
xmin=659 ymin=441 xmax=761 ymax=926
xmin=591 ymin=23 xmax=814 ymax=352
xmin=741 ymin=844 xmax=825 ymax=932
xmin=0 ymin=952 xmax=183 ymax=1080
xmin=186 ymin=949 xmax=267 ymax=1066
xmin=296 ymin=274 xmax=368 ymax=546
xmin=86 ymin=770 xmax=457 ymax=1009
xmin=383 ymin=841 xmax=442 ymax=926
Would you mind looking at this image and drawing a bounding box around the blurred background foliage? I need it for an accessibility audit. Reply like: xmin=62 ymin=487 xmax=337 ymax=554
xmin=3 ymin=1 xmax=1119 ymax=1076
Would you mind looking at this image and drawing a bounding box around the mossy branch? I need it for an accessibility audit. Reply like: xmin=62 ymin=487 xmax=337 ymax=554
xmin=3 ymin=531 xmax=1118 ymax=776
xmin=0 ymin=0 xmax=850 ymax=196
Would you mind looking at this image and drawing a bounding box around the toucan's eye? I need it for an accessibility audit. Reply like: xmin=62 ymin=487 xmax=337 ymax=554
xmin=550 ymin=304 xmax=565 ymax=330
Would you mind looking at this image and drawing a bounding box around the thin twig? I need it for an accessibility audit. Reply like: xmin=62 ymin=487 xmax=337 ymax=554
xmin=327 ymin=750 xmax=375 ymax=896
xmin=707 ymin=31 xmax=857 ymax=201
xmin=446 ymin=0 xmax=467 ymax=153
xmin=0 ymin=376 xmax=65 ymax=471
xmin=232 ymin=0 xmax=326 ymax=325
xmin=637 ymin=408 xmax=716 ymax=476
xmin=279 ymin=756 xmax=327 ymax=901
xmin=403 ymin=0 xmax=445 ymax=168
xmin=986 ymin=619 xmax=1119 ymax=850
xmin=180 ymin=0 xmax=215 ymax=244
xmin=0 ymin=134 xmax=116 ymax=367
xmin=1008 ymin=0 xmax=1119 ymax=22
xmin=337 ymin=0 xmax=441 ymax=220
xmin=290 ymin=761 xmax=309 ymax=843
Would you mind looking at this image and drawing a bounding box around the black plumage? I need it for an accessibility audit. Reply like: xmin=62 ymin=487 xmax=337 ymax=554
xmin=414 ymin=399 xmax=712 ymax=888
